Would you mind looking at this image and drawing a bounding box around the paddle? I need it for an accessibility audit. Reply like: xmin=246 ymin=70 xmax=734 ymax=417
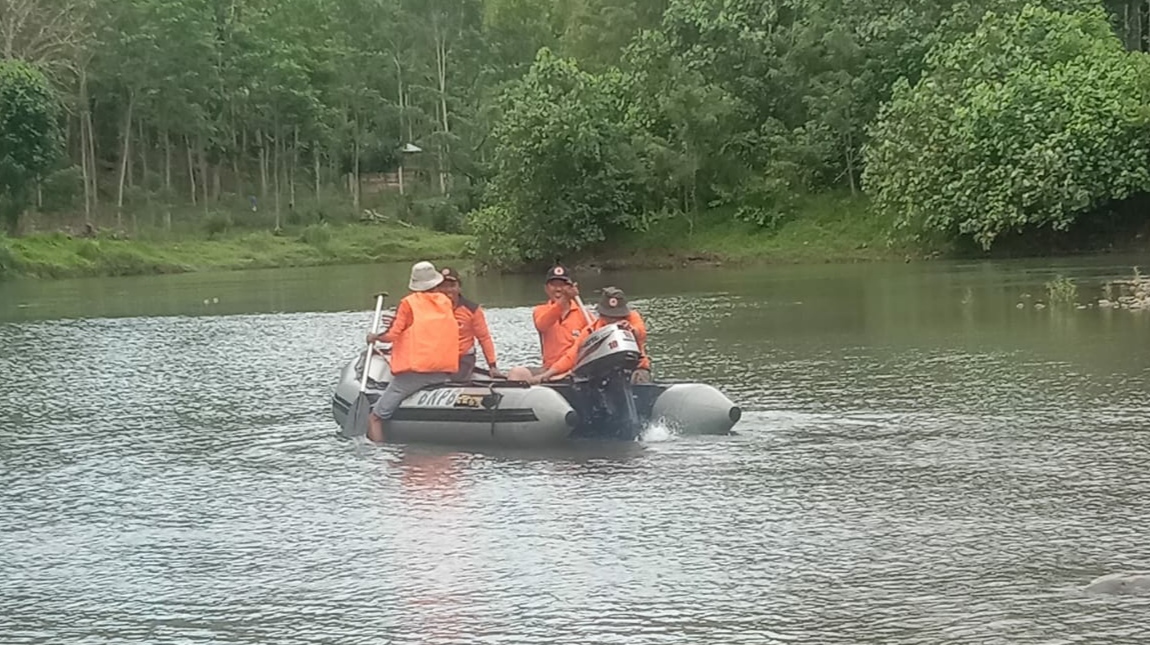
xmin=342 ymin=292 xmax=387 ymax=438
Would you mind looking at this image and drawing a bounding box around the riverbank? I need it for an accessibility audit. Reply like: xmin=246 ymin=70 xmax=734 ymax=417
xmin=569 ymin=191 xmax=1150 ymax=273
xmin=4 ymin=191 xmax=1145 ymax=281
xmin=0 ymin=223 xmax=470 ymax=280
xmin=1 ymin=193 xmax=910 ymax=281
xmin=570 ymin=192 xmax=921 ymax=271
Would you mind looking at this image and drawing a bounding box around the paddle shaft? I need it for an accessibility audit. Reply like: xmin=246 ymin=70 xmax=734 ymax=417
xmin=359 ymin=294 xmax=387 ymax=392
xmin=574 ymin=294 xmax=596 ymax=325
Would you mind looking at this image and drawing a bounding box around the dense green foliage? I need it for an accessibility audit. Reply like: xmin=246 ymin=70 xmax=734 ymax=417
xmin=1 ymin=0 xmax=1148 ymax=268
xmin=470 ymin=0 xmax=1150 ymax=266
xmin=864 ymin=5 xmax=1150 ymax=249
xmin=0 ymin=60 xmax=62 ymax=234
xmin=470 ymin=50 xmax=644 ymax=265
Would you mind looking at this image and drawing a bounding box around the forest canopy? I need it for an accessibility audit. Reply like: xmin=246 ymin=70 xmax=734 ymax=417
xmin=1 ymin=0 xmax=1148 ymax=266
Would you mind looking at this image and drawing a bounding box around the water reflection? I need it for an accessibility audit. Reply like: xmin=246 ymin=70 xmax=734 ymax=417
xmin=393 ymin=447 xmax=468 ymax=501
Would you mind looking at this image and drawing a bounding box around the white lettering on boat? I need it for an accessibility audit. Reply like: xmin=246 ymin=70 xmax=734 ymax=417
xmin=414 ymin=389 xmax=461 ymax=408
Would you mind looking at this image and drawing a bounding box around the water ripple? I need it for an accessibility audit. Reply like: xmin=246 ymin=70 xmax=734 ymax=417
xmin=3 ymin=275 xmax=1150 ymax=644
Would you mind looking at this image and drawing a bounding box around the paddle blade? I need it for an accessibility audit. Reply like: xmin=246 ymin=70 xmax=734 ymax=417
xmin=341 ymin=393 xmax=373 ymax=439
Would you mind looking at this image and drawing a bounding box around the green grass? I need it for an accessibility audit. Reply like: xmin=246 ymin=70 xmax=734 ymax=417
xmin=590 ymin=192 xmax=921 ymax=268
xmin=0 ymin=192 xmax=928 ymax=281
xmin=0 ymin=223 xmax=470 ymax=280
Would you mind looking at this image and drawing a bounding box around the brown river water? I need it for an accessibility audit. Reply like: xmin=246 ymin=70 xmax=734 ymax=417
xmin=1 ymin=256 xmax=1149 ymax=644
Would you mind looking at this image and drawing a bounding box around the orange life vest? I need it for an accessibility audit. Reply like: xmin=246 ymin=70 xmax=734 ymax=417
xmin=386 ymin=292 xmax=460 ymax=375
xmin=533 ymin=299 xmax=592 ymax=369
xmin=454 ymin=297 xmax=498 ymax=365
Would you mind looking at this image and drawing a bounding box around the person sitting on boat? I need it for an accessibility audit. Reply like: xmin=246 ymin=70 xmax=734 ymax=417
xmin=438 ymin=266 xmax=503 ymax=381
xmin=592 ymin=286 xmax=652 ymax=383
xmin=517 ymin=286 xmax=653 ymax=385
xmin=363 ymin=261 xmax=459 ymax=444
xmin=505 ymin=263 xmax=593 ymax=382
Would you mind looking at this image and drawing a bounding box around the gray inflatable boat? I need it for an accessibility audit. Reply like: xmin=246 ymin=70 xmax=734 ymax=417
xmin=331 ymin=323 xmax=742 ymax=447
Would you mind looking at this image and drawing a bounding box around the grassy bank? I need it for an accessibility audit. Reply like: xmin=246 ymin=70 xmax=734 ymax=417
xmin=577 ymin=192 xmax=924 ymax=271
xmin=0 ymin=193 xmax=919 ymax=281
xmin=0 ymin=223 xmax=470 ymax=280
xmin=10 ymin=191 xmax=1137 ymax=282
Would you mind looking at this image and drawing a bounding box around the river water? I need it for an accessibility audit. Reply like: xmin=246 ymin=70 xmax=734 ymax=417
xmin=2 ymin=257 xmax=1149 ymax=644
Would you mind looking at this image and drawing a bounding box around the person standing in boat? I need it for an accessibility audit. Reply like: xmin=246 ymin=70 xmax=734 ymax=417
xmin=519 ymin=286 xmax=653 ymax=385
xmin=506 ymin=264 xmax=594 ymax=382
xmin=438 ymin=266 xmax=504 ymax=381
xmin=364 ymin=261 xmax=460 ymax=444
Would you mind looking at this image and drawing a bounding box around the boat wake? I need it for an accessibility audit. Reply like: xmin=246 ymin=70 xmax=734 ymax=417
xmin=641 ymin=418 xmax=678 ymax=443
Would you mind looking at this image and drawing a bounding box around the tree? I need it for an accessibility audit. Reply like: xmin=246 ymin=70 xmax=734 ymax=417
xmin=469 ymin=48 xmax=643 ymax=267
xmin=0 ymin=59 xmax=63 ymax=235
xmin=862 ymin=4 xmax=1150 ymax=249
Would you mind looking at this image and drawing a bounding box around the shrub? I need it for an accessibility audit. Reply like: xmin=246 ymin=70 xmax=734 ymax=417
xmin=862 ymin=5 xmax=1150 ymax=250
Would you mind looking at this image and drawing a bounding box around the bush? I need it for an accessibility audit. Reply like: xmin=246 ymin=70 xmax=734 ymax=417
xmin=203 ymin=211 xmax=233 ymax=239
xmin=0 ymin=235 xmax=15 ymax=279
xmin=466 ymin=205 xmax=523 ymax=270
xmin=862 ymin=5 xmax=1150 ymax=250
xmin=299 ymin=223 xmax=332 ymax=247
xmin=410 ymin=196 xmax=464 ymax=233
xmin=38 ymin=166 xmax=83 ymax=213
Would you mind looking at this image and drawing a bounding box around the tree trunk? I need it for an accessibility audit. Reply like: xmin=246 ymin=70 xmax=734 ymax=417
xmin=352 ymin=127 xmax=361 ymax=212
xmin=127 ymin=127 xmax=134 ymax=189
xmin=138 ymin=119 xmax=148 ymax=189
xmin=198 ymin=138 xmax=209 ymax=206
xmin=233 ymin=127 xmax=242 ymax=197
xmin=273 ymin=120 xmax=281 ymax=230
xmin=1126 ymin=2 xmax=1135 ymax=50
xmin=258 ymin=128 xmax=268 ymax=198
xmin=435 ymin=25 xmax=450 ymax=195
xmin=79 ymin=74 xmax=92 ymax=225
xmin=844 ymin=129 xmax=857 ymax=196
xmin=116 ymin=90 xmax=134 ymax=227
xmin=84 ymin=86 xmax=99 ymax=210
xmin=394 ymin=53 xmax=405 ymax=142
xmin=313 ymin=142 xmax=321 ymax=200
xmin=164 ymin=129 xmax=172 ymax=192
xmin=290 ymin=125 xmax=298 ymax=210
xmin=185 ymin=134 xmax=197 ymax=205
xmin=1135 ymin=0 xmax=1146 ymax=52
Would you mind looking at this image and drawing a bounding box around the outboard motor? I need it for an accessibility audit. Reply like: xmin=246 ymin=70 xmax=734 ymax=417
xmin=570 ymin=324 xmax=643 ymax=439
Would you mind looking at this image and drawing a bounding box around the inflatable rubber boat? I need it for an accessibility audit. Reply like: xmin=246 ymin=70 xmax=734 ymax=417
xmin=331 ymin=322 xmax=741 ymax=447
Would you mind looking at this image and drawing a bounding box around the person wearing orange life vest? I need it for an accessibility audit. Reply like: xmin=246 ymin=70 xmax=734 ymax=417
xmin=437 ymin=266 xmax=504 ymax=381
xmin=522 ymin=286 xmax=653 ymax=385
xmin=506 ymin=264 xmax=594 ymax=382
xmin=364 ymin=260 xmax=460 ymax=444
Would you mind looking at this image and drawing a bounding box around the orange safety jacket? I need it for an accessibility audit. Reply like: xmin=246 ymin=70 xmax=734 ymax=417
xmin=454 ymin=296 xmax=498 ymax=367
xmin=532 ymin=299 xmax=592 ymax=369
xmin=382 ymin=291 xmax=460 ymax=375
xmin=548 ymin=311 xmax=651 ymax=376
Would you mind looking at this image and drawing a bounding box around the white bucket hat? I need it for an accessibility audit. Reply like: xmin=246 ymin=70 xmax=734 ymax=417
xmin=408 ymin=260 xmax=445 ymax=292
